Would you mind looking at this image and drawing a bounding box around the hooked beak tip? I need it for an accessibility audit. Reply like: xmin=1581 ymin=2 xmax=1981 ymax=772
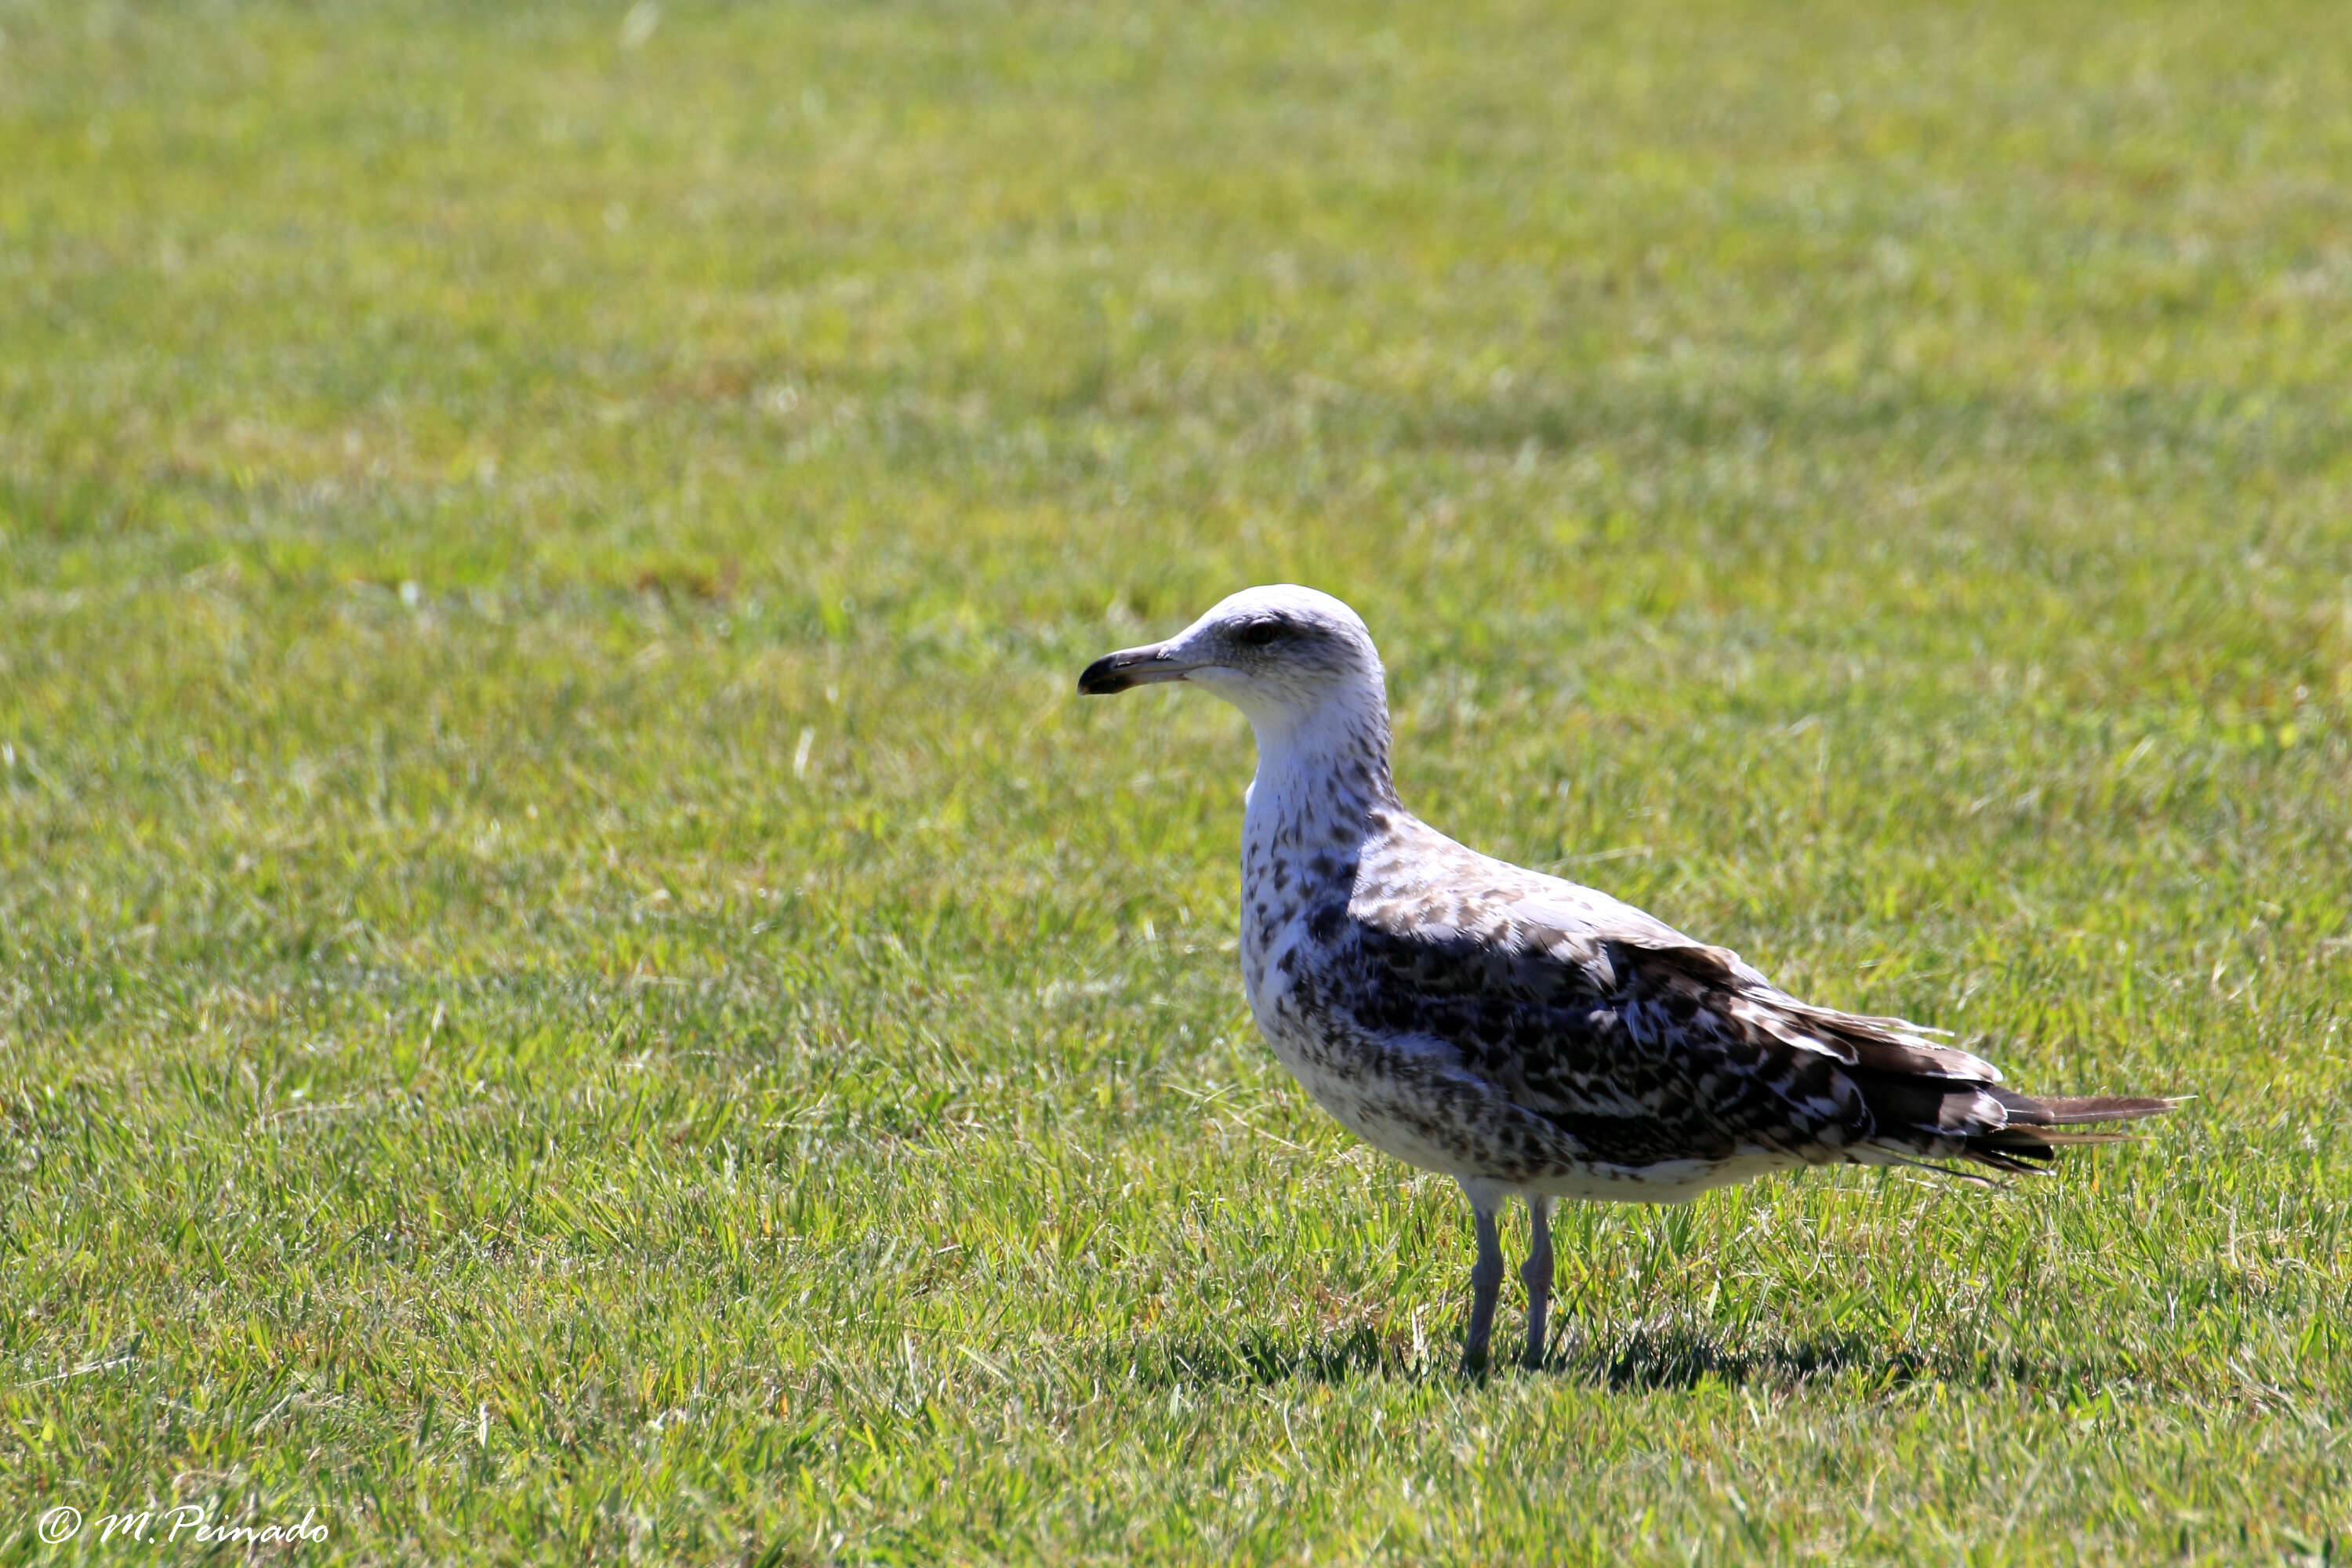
xmin=1076 ymin=655 xmax=1137 ymax=695
xmin=1078 ymin=643 xmax=1194 ymax=695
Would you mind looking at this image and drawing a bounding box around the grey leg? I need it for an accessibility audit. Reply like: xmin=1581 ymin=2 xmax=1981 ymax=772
xmin=1520 ymin=1195 xmax=1555 ymax=1369
xmin=1459 ymin=1184 xmax=1506 ymax=1374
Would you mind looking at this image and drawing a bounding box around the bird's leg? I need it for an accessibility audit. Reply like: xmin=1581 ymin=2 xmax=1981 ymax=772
xmin=1520 ymin=1195 xmax=1555 ymax=1370
xmin=1461 ymin=1197 xmax=1506 ymax=1374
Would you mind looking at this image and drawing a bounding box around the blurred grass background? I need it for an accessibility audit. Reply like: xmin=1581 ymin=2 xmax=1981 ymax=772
xmin=2 ymin=0 xmax=2350 ymax=1562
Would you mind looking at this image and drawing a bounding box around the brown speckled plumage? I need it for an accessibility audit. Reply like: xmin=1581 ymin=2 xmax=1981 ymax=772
xmin=1080 ymin=584 xmax=2177 ymax=1369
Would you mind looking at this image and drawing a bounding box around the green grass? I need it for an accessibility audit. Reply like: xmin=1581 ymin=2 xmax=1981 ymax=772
xmin=3 ymin=0 xmax=2350 ymax=1560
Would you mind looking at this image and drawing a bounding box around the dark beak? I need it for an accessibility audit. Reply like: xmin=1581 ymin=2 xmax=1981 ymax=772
xmin=1077 ymin=641 xmax=1202 ymax=695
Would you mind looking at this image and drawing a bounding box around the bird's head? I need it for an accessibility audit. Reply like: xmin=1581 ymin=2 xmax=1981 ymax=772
xmin=1077 ymin=584 xmax=1387 ymax=737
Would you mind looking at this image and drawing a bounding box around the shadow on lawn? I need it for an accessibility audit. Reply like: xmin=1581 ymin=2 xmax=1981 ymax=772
xmin=1119 ymin=1322 xmax=2033 ymax=1391
xmin=1571 ymin=1324 xmax=1930 ymax=1391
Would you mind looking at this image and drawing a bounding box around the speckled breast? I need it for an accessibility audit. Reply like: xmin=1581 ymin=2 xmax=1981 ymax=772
xmin=1240 ymin=920 xmax=1501 ymax=1178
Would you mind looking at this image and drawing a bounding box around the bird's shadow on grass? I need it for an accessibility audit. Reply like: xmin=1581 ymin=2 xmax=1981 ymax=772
xmin=1566 ymin=1325 xmax=1931 ymax=1392
xmin=1115 ymin=1323 xmax=2045 ymax=1392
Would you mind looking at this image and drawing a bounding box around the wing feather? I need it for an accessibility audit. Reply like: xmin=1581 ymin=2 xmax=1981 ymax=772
xmin=1341 ymin=866 xmax=2173 ymax=1178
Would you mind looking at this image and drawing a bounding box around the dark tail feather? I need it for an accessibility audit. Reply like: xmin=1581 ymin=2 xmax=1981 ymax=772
xmin=1968 ymin=1089 xmax=2183 ymax=1174
xmin=1991 ymin=1089 xmax=2186 ymax=1126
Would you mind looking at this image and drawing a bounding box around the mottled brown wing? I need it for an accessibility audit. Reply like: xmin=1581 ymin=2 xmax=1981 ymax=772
xmin=1337 ymin=894 xmax=2172 ymax=1173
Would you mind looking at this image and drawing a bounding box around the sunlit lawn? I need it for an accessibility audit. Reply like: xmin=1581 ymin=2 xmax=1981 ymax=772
xmin=3 ymin=0 xmax=2350 ymax=1561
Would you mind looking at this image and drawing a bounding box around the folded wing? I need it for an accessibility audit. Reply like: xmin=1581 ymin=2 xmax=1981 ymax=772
xmin=1341 ymin=882 xmax=2175 ymax=1178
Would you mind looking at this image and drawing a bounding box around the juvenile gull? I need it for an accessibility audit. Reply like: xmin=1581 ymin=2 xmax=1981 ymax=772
xmin=1079 ymin=584 xmax=2177 ymax=1371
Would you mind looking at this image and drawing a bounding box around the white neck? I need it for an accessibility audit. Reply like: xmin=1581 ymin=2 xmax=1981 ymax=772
xmin=1240 ymin=690 xmax=1399 ymax=865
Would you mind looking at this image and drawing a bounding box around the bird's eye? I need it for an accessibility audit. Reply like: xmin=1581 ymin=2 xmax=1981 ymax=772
xmin=1240 ymin=619 xmax=1283 ymax=647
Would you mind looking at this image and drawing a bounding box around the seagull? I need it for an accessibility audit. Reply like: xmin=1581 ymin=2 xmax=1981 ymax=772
xmin=1079 ymin=584 xmax=2176 ymax=1371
